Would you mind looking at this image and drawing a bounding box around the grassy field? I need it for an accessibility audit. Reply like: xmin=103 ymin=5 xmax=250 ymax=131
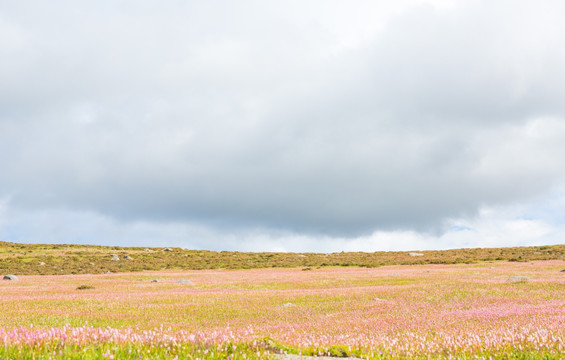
xmin=1 ymin=241 xmax=564 ymax=275
xmin=1 ymin=251 xmax=565 ymax=359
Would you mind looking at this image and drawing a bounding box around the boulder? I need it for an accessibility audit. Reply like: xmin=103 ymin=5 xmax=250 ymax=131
xmin=110 ymin=254 xmax=119 ymax=261
xmin=3 ymin=274 xmax=18 ymax=281
xmin=274 ymin=355 xmax=363 ymax=360
xmin=151 ymin=279 xmax=160 ymax=283
xmin=373 ymin=297 xmax=390 ymax=302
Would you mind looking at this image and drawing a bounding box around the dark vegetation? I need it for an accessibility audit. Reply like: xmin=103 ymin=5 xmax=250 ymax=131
xmin=0 ymin=241 xmax=563 ymax=275
xmin=76 ymin=285 xmax=95 ymax=290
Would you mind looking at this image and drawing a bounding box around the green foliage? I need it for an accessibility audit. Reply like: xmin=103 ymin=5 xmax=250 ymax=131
xmin=0 ymin=342 xmax=272 ymax=360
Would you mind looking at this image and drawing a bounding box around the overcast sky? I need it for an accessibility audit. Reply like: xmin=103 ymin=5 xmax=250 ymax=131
xmin=1 ymin=0 xmax=565 ymax=252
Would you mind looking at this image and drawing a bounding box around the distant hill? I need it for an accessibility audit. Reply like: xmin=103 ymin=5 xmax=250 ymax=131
xmin=0 ymin=241 xmax=563 ymax=275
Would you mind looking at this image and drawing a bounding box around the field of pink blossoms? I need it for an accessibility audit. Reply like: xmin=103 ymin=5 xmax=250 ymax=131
xmin=1 ymin=260 xmax=565 ymax=359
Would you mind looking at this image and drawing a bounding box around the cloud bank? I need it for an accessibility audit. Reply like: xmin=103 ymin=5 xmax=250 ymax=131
xmin=1 ymin=0 xmax=565 ymax=250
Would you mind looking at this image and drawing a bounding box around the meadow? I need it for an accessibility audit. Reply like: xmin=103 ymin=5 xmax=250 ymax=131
xmin=1 ymin=241 xmax=564 ymax=275
xmin=1 ymin=259 xmax=565 ymax=359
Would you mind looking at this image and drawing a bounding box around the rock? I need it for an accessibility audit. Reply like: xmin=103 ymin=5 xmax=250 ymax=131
xmin=89 ymin=262 xmax=95 ymax=266
xmin=560 ymin=269 xmax=565 ymax=273
xmin=39 ymin=262 xmax=46 ymax=266
xmin=273 ymin=355 xmax=363 ymax=360
xmin=3 ymin=274 xmax=18 ymax=281
xmin=409 ymin=252 xmax=424 ymax=257
xmin=176 ymin=279 xmax=192 ymax=284
xmin=151 ymin=279 xmax=160 ymax=283
xmin=110 ymin=254 xmax=119 ymax=261
xmin=282 ymin=302 xmax=295 ymax=307
xmin=163 ymin=248 xmax=173 ymax=252
xmin=144 ymin=248 xmax=152 ymax=252
xmin=508 ymin=276 xmax=529 ymax=283
xmin=123 ymin=255 xmax=133 ymax=260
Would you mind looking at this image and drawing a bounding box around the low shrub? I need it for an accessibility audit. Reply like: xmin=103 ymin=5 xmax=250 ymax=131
xmin=76 ymin=285 xmax=94 ymax=290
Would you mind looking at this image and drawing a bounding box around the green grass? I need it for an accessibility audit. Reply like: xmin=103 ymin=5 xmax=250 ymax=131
xmin=0 ymin=342 xmax=271 ymax=360
xmin=1 ymin=342 xmax=563 ymax=359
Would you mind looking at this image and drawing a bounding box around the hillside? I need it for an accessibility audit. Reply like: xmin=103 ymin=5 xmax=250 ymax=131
xmin=1 ymin=241 xmax=564 ymax=275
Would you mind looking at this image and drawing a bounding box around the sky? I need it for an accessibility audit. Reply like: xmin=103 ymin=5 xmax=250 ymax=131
xmin=1 ymin=0 xmax=565 ymax=252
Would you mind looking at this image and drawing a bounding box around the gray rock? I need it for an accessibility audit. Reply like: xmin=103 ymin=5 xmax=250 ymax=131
xmin=151 ymin=279 xmax=160 ymax=283
xmin=409 ymin=252 xmax=424 ymax=257
xmin=110 ymin=254 xmax=119 ymax=261
xmin=39 ymin=262 xmax=46 ymax=266
xmin=176 ymin=279 xmax=192 ymax=284
xmin=123 ymin=255 xmax=133 ymax=260
xmin=373 ymin=297 xmax=390 ymax=302
xmin=282 ymin=302 xmax=295 ymax=307
xmin=3 ymin=274 xmax=18 ymax=281
xmin=508 ymin=276 xmax=529 ymax=283
xmin=273 ymin=355 xmax=363 ymax=360
xmin=560 ymin=269 xmax=565 ymax=273
xmin=163 ymin=248 xmax=173 ymax=252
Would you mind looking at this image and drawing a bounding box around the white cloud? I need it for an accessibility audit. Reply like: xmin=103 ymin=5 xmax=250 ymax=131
xmin=1 ymin=0 xmax=565 ymax=250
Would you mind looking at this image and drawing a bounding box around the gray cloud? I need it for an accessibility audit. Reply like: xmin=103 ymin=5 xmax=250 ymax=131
xmin=2 ymin=0 xmax=565 ymax=244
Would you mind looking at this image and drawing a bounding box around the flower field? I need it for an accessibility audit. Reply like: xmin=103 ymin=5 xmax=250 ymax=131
xmin=1 ymin=261 xmax=565 ymax=359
